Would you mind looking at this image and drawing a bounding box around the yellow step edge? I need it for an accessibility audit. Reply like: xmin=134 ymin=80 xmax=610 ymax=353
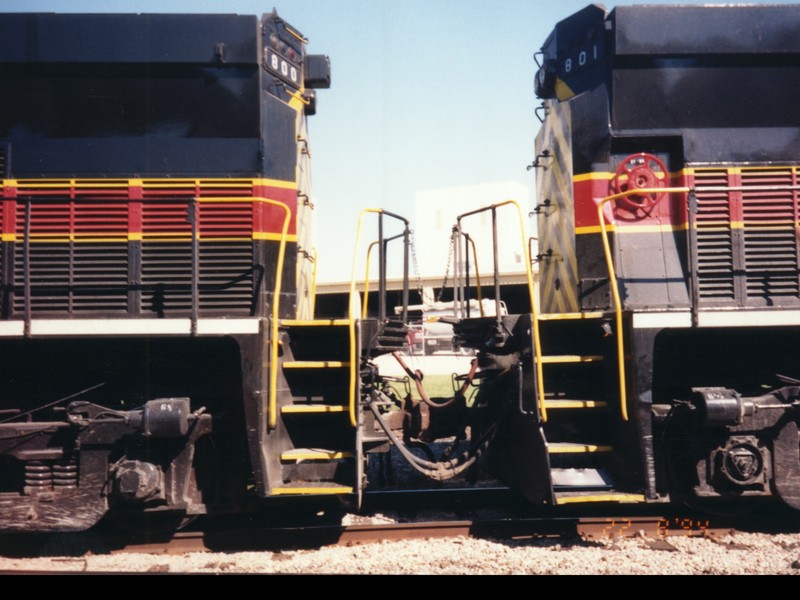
xmin=540 ymin=355 xmax=604 ymax=364
xmin=543 ymin=400 xmax=609 ymax=410
xmin=281 ymin=405 xmax=348 ymax=414
xmin=555 ymin=494 xmax=645 ymax=505
xmin=283 ymin=361 xmax=350 ymax=369
xmin=272 ymin=486 xmax=353 ymax=496
xmin=281 ymin=319 xmax=351 ymax=327
xmin=537 ymin=312 xmax=606 ymax=321
xmin=281 ymin=450 xmax=354 ymax=461
xmin=548 ymin=443 xmax=613 ymax=454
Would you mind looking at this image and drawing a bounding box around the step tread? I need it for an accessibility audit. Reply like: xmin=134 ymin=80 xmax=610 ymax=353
xmin=543 ymin=400 xmax=609 ymax=410
xmin=540 ymin=355 xmax=604 ymax=364
xmin=554 ymin=491 xmax=645 ymax=505
xmin=537 ymin=312 xmax=607 ymax=321
xmin=281 ymin=319 xmax=351 ymax=327
xmin=551 ymin=468 xmax=613 ymax=487
xmin=281 ymin=449 xmax=354 ymax=461
xmin=283 ymin=361 xmax=351 ymax=369
xmin=281 ymin=405 xmax=349 ymax=414
xmin=272 ymin=482 xmax=353 ymax=496
xmin=548 ymin=442 xmax=613 ymax=454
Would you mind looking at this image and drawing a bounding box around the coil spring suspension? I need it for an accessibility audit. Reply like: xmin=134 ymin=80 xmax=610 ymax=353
xmin=53 ymin=457 xmax=78 ymax=489
xmin=24 ymin=461 xmax=52 ymax=493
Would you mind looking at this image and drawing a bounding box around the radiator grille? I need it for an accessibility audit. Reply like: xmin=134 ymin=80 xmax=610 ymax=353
xmin=1 ymin=180 xmax=279 ymax=318
xmin=694 ymin=169 xmax=735 ymax=301
xmin=694 ymin=166 xmax=800 ymax=307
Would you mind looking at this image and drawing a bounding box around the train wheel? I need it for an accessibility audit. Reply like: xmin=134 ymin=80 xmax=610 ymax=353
xmin=663 ymin=413 xmax=764 ymax=516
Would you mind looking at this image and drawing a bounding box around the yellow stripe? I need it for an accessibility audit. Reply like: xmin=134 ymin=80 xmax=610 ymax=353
xmin=17 ymin=237 xmax=130 ymax=244
xmin=281 ymin=405 xmax=348 ymax=414
xmin=3 ymin=178 xmax=297 ymax=190
xmin=1 ymin=233 xmax=16 ymax=242
xmin=283 ymin=361 xmax=350 ymax=369
xmin=543 ymin=400 xmax=608 ymax=409
xmin=254 ymin=232 xmax=299 ymax=242
xmin=555 ymin=494 xmax=645 ymax=505
xmin=573 ymin=167 xmax=694 ymax=183
xmin=280 ymin=451 xmax=353 ymax=461
xmin=271 ymin=487 xmax=353 ymax=496
xmin=548 ymin=443 xmax=612 ymax=454
xmin=281 ymin=319 xmax=351 ymax=327
xmin=573 ymin=172 xmax=615 ymax=183
xmin=576 ymin=223 xmax=690 ymax=235
xmin=253 ymin=178 xmax=298 ymax=190
xmin=554 ymin=77 xmax=575 ymax=101
xmin=576 ymin=221 xmax=800 ymax=235
xmin=540 ymin=355 xmax=604 ymax=364
xmin=538 ymin=312 xmax=605 ymax=321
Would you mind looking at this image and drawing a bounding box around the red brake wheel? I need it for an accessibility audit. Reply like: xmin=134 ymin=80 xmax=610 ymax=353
xmin=613 ymin=153 xmax=668 ymax=211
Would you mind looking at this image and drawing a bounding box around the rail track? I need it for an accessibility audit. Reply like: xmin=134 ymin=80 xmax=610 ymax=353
xmin=3 ymin=486 xmax=800 ymax=562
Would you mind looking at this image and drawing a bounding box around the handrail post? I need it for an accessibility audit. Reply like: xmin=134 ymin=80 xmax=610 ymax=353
xmin=453 ymin=224 xmax=462 ymax=318
xmin=189 ymin=197 xmax=199 ymax=336
xmin=456 ymin=200 xmax=541 ymax=418
xmin=465 ymin=232 xmax=471 ymax=318
xmin=596 ymin=186 xmax=691 ymax=423
xmin=190 ymin=197 xmax=290 ymax=430
xmin=378 ymin=213 xmax=386 ymax=322
xmin=491 ymin=207 xmax=502 ymax=332
xmin=348 ymin=208 xmax=411 ymax=428
xmin=687 ymin=190 xmax=700 ymax=328
xmin=402 ymin=227 xmax=409 ymax=323
xmin=23 ymin=197 xmax=31 ymax=338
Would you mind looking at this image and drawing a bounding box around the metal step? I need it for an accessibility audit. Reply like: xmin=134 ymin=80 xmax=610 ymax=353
xmin=540 ymin=355 xmax=604 ymax=365
xmin=280 ymin=449 xmax=354 ymax=462
xmin=283 ymin=361 xmax=351 ymax=369
xmin=543 ymin=399 xmax=609 ymax=410
xmin=271 ymin=482 xmax=353 ymax=496
xmin=552 ymin=467 xmax=613 ymax=488
xmin=281 ymin=405 xmax=348 ymax=414
xmin=553 ymin=491 xmax=645 ymax=506
xmin=537 ymin=312 xmax=606 ymax=321
xmin=548 ymin=443 xmax=613 ymax=454
xmin=281 ymin=319 xmax=351 ymax=327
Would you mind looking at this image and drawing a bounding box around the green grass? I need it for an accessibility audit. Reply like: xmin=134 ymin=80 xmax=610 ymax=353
xmin=385 ymin=374 xmax=477 ymax=403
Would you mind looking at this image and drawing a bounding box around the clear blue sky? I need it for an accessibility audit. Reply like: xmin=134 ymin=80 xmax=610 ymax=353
xmin=1 ymin=1 xmax=796 ymax=281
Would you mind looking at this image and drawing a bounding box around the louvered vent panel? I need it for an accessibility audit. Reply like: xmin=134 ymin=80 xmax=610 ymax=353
xmin=740 ymin=169 xmax=799 ymax=299
xmin=14 ymin=244 xmax=71 ymax=312
xmin=7 ymin=181 xmax=263 ymax=317
xmin=74 ymin=200 xmax=128 ymax=238
xmin=199 ymin=202 xmax=253 ymax=239
xmin=199 ymin=242 xmax=254 ymax=312
xmin=141 ymin=242 xmax=193 ymax=312
xmin=694 ymin=170 xmax=736 ymax=301
xmin=72 ymin=244 xmax=128 ymax=312
xmin=142 ymin=201 xmax=192 ymax=238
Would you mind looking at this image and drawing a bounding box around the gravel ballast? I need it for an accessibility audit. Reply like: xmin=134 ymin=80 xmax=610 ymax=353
xmin=2 ymin=531 xmax=800 ymax=574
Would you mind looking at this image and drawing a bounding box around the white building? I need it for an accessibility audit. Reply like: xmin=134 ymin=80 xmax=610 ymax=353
xmin=413 ymin=181 xmax=533 ymax=282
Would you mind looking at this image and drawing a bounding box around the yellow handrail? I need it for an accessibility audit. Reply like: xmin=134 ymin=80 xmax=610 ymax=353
xmin=464 ymin=235 xmax=485 ymax=317
xmin=362 ymin=240 xmax=380 ymax=319
xmin=348 ymin=208 xmax=385 ymax=427
xmin=198 ymin=197 xmax=291 ymax=430
xmin=457 ymin=200 xmax=542 ymax=419
xmin=596 ymin=187 xmax=691 ymax=422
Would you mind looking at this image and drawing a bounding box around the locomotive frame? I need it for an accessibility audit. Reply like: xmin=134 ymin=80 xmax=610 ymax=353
xmin=4 ymin=4 xmax=800 ymax=534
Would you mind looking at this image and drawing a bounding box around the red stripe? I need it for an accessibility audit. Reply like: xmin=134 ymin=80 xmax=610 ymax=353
xmin=574 ymin=173 xmax=690 ymax=231
xmin=253 ymin=184 xmax=298 ymax=237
